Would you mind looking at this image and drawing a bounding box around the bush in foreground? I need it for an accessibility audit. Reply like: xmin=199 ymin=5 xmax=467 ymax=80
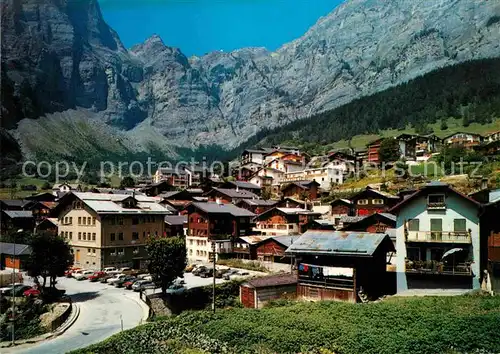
xmin=71 ymin=295 xmax=500 ymax=354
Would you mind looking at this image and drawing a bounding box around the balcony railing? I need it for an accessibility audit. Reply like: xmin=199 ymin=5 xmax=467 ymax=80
xmin=427 ymin=202 xmax=446 ymax=210
xmin=405 ymin=230 xmax=471 ymax=243
xmin=405 ymin=260 xmax=472 ymax=276
xmin=233 ymin=246 xmax=250 ymax=253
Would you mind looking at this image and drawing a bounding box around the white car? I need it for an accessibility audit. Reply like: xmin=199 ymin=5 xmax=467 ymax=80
xmin=107 ymin=274 xmax=127 ymax=284
xmin=71 ymin=269 xmax=87 ymax=278
xmin=0 ymin=283 xmax=23 ymax=295
xmin=103 ymin=267 xmax=117 ymax=274
xmin=119 ymin=267 xmax=132 ymax=273
xmin=74 ymin=270 xmax=94 ymax=280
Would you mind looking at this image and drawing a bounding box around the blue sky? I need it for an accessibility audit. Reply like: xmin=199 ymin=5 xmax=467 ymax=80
xmin=99 ymin=0 xmax=344 ymax=57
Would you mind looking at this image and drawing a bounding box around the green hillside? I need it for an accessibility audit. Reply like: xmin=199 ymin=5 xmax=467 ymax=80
xmin=72 ymin=294 xmax=500 ymax=354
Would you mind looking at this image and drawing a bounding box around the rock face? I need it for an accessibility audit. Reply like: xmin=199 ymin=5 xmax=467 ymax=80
xmin=2 ymin=0 xmax=500 ymax=155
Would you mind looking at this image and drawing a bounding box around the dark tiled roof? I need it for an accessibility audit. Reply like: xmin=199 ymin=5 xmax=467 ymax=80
xmin=191 ymin=202 xmax=256 ymax=217
xmin=164 ymin=215 xmax=188 ymax=225
xmin=212 ymin=188 xmax=260 ymax=199
xmin=0 ymin=242 xmax=32 ymax=256
xmin=243 ymin=274 xmax=297 ymax=289
xmin=238 ymin=199 xmax=278 ymax=207
xmin=228 ymin=181 xmax=262 ymax=190
xmin=3 ymin=210 xmax=33 ymax=218
xmin=0 ymin=199 xmax=29 ymax=208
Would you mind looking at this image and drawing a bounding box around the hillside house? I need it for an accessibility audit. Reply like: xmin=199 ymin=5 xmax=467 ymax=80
xmin=232 ymin=235 xmax=269 ymax=260
xmin=27 ymin=201 xmax=58 ymax=222
xmin=249 ymin=175 xmax=273 ymax=189
xmin=350 ymin=187 xmax=400 ymax=216
xmin=153 ymin=167 xmax=189 ymax=188
xmin=391 ymin=182 xmax=483 ymax=292
xmin=330 ymin=199 xmax=354 ymax=226
xmin=485 ymin=130 xmax=500 ymax=143
xmin=341 ymin=212 xmax=396 ymax=233
xmin=443 ymin=132 xmax=483 ymax=149
xmin=0 ymin=210 xmax=34 ymax=234
xmin=280 ymin=180 xmax=319 ymax=200
xmin=276 ymin=197 xmax=309 ymax=210
xmin=185 ymin=202 xmax=255 ymax=263
xmin=35 ymin=217 xmax=59 ymax=235
xmin=366 ymin=138 xmax=384 ymax=164
xmin=286 ymin=231 xmax=395 ymax=302
xmin=222 ymin=180 xmax=262 ymax=195
xmin=0 ymin=199 xmax=31 ymax=211
xmin=253 ymin=207 xmax=321 ymax=236
xmin=255 ymin=235 xmax=300 ymax=263
xmin=0 ymin=242 xmax=32 ymax=270
xmin=164 ymin=215 xmax=187 ymax=237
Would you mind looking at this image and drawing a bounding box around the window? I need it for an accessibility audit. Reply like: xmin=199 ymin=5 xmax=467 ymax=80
xmin=132 ymin=232 xmax=139 ymax=241
xmin=78 ymin=217 xmax=82 ymax=225
xmin=92 ymin=233 xmax=96 ymax=241
xmin=69 ymin=232 xmax=73 ymax=239
xmin=82 ymin=217 xmax=86 ymax=225
xmin=132 ymin=217 xmax=138 ymax=225
xmin=69 ymin=217 xmax=73 ymax=224
xmin=430 ymin=219 xmax=443 ymax=241
xmin=110 ymin=233 xmax=116 ymax=241
xmin=357 ymin=199 xmax=369 ymax=205
xmin=83 ymin=232 xmax=87 ymax=241
xmin=118 ymin=232 xmax=124 ymax=241
xmin=117 ymin=217 xmax=124 ymax=225
xmin=133 ymin=247 xmax=139 ymax=254
xmin=92 ymin=217 xmax=96 ymax=225
xmin=408 ymin=219 xmax=420 ymax=232
xmin=78 ymin=232 xmax=82 ymax=240
xmin=372 ymin=199 xmax=384 ymax=205
xmin=454 ymin=219 xmax=467 ymax=232
xmin=110 ymin=217 xmax=116 ymax=225
xmin=118 ymin=248 xmax=125 ymax=256
xmin=428 ymin=194 xmax=446 ymax=209
xmin=88 ymin=217 xmax=91 ymax=225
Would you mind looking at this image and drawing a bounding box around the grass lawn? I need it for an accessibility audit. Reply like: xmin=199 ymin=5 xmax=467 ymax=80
xmin=72 ymin=294 xmax=500 ymax=354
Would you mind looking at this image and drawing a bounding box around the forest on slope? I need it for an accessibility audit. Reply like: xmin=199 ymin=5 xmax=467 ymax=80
xmin=205 ymin=58 xmax=500 ymax=159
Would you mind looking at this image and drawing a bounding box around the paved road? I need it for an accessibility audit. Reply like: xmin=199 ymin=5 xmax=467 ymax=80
xmin=9 ymin=277 xmax=147 ymax=354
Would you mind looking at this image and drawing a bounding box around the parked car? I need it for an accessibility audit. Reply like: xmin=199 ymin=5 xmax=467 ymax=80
xmin=100 ymin=274 xmax=115 ymax=283
xmin=87 ymin=271 xmax=106 ymax=282
xmin=0 ymin=283 xmax=23 ymax=295
xmin=216 ymin=268 xmax=231 ymax=278
xmin=70 ymin=269 xmax=86 ymax=278
xmin=123 ymin=279 xmax=140 ymax=290
xmin=103 ymin=267 xmax=117 ymax=273
xmin=107 ymin=274 xmax=127 ymax=284
xmin=222 ymin=269 xmax=239 ymax=280
xmin=166 ymin=283 xmax=185 ymax=295
xmin=237 ymin=271 xmax=250 ymax=276
xmin=23 ymin=287 xmax=41 ymax=298
xmin=64 ymin=267 xmax=81 ymax=277
xmin=4 ymin=285 xmax=31 ymax=297
xmin=132 ymin=281 xmax=156 ymax=292
xmin=200 ymin=268 xmax=214 ymax=278
xmin=185 ymin=264 xmax=197 ymax=272
xmin=114 ymin=276 xmax=136 ymax=288
xmin=74 ymin=270 xmax=95 ymax=281
xmin=192 ymin=266 xmax=207 ymax=276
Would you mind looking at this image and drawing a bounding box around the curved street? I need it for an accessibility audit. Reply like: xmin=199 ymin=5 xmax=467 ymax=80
xmin=8 ymin=277 xmax=147 ymax=354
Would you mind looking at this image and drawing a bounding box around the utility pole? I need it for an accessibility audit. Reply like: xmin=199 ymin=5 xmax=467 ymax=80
xmin=212 ymin=241 xmax=216 ymax=314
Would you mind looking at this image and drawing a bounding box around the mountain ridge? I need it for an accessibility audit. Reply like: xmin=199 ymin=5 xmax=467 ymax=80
xmin=2 ymin=0 xmax=500 ymax=161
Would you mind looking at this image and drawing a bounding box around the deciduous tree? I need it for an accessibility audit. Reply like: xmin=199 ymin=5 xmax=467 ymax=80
xmin=378 ymin=138 xmax=400 ymax=164
xmin=25 ymin=233 xmax=73 ymax=289
xmin=146 ymin=237 xmax=187 ymax=295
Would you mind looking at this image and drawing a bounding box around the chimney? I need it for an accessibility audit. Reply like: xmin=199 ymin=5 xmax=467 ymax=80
xmin=481 ymin=178 xmax=488 ymax=190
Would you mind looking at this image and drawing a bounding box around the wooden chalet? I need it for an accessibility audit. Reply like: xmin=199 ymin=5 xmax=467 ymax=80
xmin=240 ymin=274 xmax=297 ymax=308
xmin=205 ymin=188 xmax=260 ymax=204
xmin=350 ymin=187 xmax=400 ymax=216
xmin=253 ymin=207 xmax=321 ymax=236
xmin=286 ymin=231 xmax=395 ymax=302
xmin=341 ymin=212 xmax=396 ymax=233
xmin=280 ymin=180 xmax=319 ymax=200
xmin=235 ymin=199 xmax=278 ymax=215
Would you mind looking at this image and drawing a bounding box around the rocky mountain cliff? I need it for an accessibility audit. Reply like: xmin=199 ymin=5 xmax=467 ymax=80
xmin=2 ymin=0 xmax=500 ymax=159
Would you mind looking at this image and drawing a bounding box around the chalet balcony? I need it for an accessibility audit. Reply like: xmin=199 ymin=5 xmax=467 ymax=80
xmin=427 ymin=202 xmax=447 ymax=210
xmin=233 ymin=246 xmax=250 ymax=254
xmin=405 ymin=231 xmax=471 ymax=243
xmin=405 ymin=260 xmax=472 ymax=276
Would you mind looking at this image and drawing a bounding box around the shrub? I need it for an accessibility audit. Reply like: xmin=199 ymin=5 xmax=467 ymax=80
xmin=217 ymin=259 xmax=269 ymax=273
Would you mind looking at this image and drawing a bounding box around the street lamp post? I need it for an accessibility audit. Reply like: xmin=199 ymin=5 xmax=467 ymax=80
xmin=211 ymin=241 xmax=216 ymax=314
xmin=11 ymin=229 xmax=23 ymax=346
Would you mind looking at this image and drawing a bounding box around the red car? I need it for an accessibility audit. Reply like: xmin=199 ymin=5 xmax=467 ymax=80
xmin=64 ymin=267 xmax=81 ymax=278
xmin=123 ymin=280 xmax=137 ymax=290
xmin=23 ymin=288 xmax=41 ymax=298
xmin=87 ymin=271 xmax=106 ymax=282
